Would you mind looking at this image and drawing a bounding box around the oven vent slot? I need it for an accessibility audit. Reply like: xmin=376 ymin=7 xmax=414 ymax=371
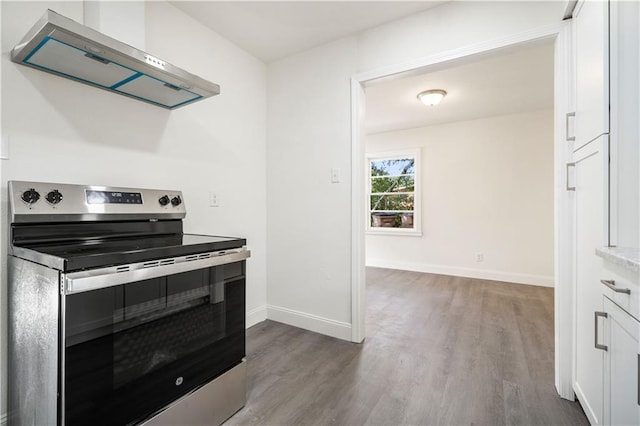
xmin=159 ymin=259 xmax=175 ymax=266
xmin=142 ymin=261 xmax=159 ymax=268
xmin=198 ymin=253 xmax=212 ymax=260
xmin=185 ymin=255 xmax=198 ymax=262
xmin=116 ymin=266 xmax=130 ymax=273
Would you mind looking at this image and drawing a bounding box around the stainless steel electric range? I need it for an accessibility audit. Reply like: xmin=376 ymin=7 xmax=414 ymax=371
xmin=7 ymin=181 xmax=249 ymax=426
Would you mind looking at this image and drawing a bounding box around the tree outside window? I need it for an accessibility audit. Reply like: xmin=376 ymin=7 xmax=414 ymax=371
xmin=367 ymin=150 xmax=420 ymax=234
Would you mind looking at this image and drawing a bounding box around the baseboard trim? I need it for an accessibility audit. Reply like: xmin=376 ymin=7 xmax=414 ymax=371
xmin=266 ymin=304 xmax=352 ymax=341
xmin=246 ymin=304 xmax=267 ymax=328
xmin=366 ymin=259 xmax=554 ymax=287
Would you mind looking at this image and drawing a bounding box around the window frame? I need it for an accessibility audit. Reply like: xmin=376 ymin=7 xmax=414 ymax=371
xmin=366 ymin=148 xmax=421 ymax=236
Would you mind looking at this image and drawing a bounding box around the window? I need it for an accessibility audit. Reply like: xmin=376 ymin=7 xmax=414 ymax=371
xmin=367 ymin=149 xmax=420 ymax=235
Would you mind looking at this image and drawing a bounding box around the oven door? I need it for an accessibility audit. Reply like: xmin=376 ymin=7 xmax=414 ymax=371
xmin=62 ymin=251 xmax=248 ymax=426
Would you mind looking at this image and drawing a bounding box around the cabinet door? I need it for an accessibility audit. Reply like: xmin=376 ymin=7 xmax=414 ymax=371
xmin=574 ymin=135 xmax=608 ymax=425
xmin=604 ymin=297 xmax=640 ymax=426
xmin=608 ymin=0 xmax=639 ymax=247
xmin=573 ymin=0 xmax=609 ymax=150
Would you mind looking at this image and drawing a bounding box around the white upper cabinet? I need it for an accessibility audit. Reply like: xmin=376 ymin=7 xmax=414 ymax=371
xmin=573 ymin=0 xmax=609 ymax=150
xmin=609 ymin=0 xmax=639 ymax=248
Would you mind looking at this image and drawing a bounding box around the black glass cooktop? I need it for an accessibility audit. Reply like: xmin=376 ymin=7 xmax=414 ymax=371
xmin=15 ymin=234 xmax=246 ymax=272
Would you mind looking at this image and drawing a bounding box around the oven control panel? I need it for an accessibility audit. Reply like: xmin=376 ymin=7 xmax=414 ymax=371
xmin=86 ymin=190 xmax=143 ymax=205
xmin=9 ymin=181 xmax=186 ymax=223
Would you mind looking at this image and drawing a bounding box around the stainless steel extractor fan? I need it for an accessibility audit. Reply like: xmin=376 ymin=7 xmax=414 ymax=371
xmin=11 ymin=9 xmax=221 ymax=109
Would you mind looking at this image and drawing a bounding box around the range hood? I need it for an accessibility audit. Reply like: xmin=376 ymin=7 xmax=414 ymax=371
xmin=11 ymin=9 xmax=220 ymax=109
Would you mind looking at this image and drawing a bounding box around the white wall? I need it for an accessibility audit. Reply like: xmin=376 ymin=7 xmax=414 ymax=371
xmin=266 ymin=37 xmax=357 ymax=339
xmin=0 ymin=0 xmax=267 ymax=419
xmin=366 ymin=110 xmax=555 ymax=287
xmin=266 ymin=1 xmax=565 ymax=339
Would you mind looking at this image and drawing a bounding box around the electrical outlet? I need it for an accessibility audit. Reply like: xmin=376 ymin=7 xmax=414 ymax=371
xmin=209 ymin=191 xmax=219 ymax=207
xmin=476 ymin=252 xmax=484 ymax=262
xmin=331 ymin=168 xmax=340 ymax=183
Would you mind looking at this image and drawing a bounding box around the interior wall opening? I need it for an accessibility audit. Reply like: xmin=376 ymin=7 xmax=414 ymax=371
xmin=352 ymin=35 xmax=572 ymax=399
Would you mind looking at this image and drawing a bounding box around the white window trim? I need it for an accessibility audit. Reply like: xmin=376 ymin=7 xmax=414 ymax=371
xmin=366 ymin=148 xmax=421 ymax=236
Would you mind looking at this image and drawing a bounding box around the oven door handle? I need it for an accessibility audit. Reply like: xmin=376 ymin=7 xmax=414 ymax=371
xmin=64 ymin=249 xmax=250 ymax=295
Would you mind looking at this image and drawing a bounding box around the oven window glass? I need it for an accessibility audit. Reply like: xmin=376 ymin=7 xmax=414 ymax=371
xmin=64 ymin=262 xmax=245 ymax=426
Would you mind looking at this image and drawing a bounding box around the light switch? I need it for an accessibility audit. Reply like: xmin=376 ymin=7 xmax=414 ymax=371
xmin=331 ymin=168 xmax=340 ymax=183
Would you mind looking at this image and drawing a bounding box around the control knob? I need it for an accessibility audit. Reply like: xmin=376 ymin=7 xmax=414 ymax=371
xmin=170 ymin=196 xmax=182 ymax=206
xmin=158 ymin=195 xmax=170 ymax=206
xmin=45 ymin=189 xmax=63 ymax=205
xmin=21 ymin=188 xmax=41 ymax=205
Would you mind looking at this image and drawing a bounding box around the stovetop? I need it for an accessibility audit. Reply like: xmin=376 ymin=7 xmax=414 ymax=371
xmin=12 ymin=234 xmax=246 ymax=272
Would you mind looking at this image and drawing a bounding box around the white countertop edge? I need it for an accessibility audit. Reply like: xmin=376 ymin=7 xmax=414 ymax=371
xmin=596 ymin=247 xmax=640 ymax=273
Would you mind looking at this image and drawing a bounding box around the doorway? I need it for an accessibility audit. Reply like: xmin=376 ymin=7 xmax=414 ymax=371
xmin=350 ymin=25 xmax=575 ymax=400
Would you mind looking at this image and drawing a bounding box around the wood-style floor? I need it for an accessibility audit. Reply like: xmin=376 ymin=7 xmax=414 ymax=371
xmin=227 ymin=268 xmax=588 ymax=425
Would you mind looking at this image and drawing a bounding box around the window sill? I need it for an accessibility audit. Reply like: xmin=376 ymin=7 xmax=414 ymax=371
xmin=366 ymin=229 xmax=422 ymax=237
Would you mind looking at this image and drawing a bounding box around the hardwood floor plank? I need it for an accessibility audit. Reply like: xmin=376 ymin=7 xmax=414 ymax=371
xmin=227 ymin=268 xmax=588 ymax=425
xmin=503 ymin=380 xmax=531 ymax=425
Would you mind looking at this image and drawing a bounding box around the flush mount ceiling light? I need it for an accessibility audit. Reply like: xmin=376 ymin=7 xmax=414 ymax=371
xmin=417 ymin=89 xmax=447 ymax=106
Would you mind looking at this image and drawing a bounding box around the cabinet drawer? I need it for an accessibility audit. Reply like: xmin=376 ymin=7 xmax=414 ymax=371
xmin=601 ymin=260 xmax=640 ymax=320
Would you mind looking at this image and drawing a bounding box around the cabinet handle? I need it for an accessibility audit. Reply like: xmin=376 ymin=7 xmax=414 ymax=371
xmin=600 ymin=279 xmax=631 ymax=294
xmin=638 ymin=354 xmax=640 ymax=406
xmin=566 ymin=162 xmax=576 ymax=191
xmin=566 ymin=112 xmax=576 ymax=141
xmin=594 ymin=311 xmax=608 ymax=351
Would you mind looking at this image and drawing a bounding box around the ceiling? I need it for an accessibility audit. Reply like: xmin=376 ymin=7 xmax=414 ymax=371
xmin=169 ymin=1 xmax=446 ymax=63
xmin=364 ymin=40 xmax=555 ymax=135
xmin=169 ymin=1 xmax=553 ymax=135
